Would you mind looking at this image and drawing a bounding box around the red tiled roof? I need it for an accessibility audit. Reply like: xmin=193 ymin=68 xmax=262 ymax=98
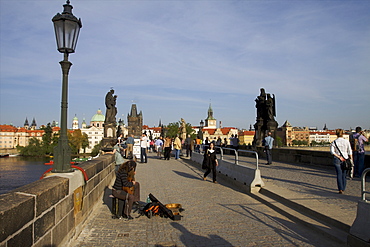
xmin=0 ymin=125 xmax=18 ymax=132
xmin=204 ymin=129 xmax=216 ymax=135
xmin=239 ymin=131 xmax=255 ymax=136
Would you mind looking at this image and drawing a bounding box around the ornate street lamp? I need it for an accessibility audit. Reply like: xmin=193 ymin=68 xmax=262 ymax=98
xmin=199 ymin=120 xmax=204 ymax=140
xmin=52 ymin=0 xmax=82 ymax=173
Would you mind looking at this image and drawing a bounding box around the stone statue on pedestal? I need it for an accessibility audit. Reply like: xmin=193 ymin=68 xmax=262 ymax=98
xmin=105 ymin=89 xmax=117 ymax=124
xmin=101 ymin=89 xmax=118 ymax=151
xmin=180 ymin=118 xmax=187 ymax=141
xmin=253 ymin=88 xmax=278 ymax=147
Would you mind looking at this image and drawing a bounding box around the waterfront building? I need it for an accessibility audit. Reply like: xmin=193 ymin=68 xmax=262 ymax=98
xmin=276 ymin=120 xmax=351 ymax=146
xmin=80 ymin=109 xmax=105 ymax=153
xmin=0 ymin=124 xmax=59 ymax=151
xmin=238 ymin=130 xmax=255 ymax=146
xmin=309 ymin=131 xmax=335 ymax=144
xmin=276 ymin=120 xmax=309 ymax=146
xmin=194 ymin=104 xmax=238 ymax=144
xmin=142 ymin=125 xmax=162 ymax=140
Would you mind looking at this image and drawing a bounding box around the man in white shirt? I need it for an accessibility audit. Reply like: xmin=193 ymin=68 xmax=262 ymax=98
xmin=140 ymin=133 xmax=148 ymax=163
xmin=155 ymin=137 xmax=164 ymax=159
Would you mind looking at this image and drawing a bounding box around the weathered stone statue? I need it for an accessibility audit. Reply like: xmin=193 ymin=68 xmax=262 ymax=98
xmin=101 ymin=89 xmax=118 ymax=151
xmin=180 ymin=118 xmax=187 ymax=141
xmin=253 ymin=88 xmax=278 ymax=147
xmin=105 ymin=89 xmax=117 ymax=124
xmin=255 ymin=88 xmax=266 ymax=120
xmin=266 ymin=93 xmax=276 ymax=121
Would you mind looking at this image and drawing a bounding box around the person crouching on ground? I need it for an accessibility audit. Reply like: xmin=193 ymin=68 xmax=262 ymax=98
xmin=112 ymin=160 xmax=140 ymax=220
xmin=203 ymin=142 xmax=219 ymax=183
xmin=330 ymin=129 xmax=353 ymax=194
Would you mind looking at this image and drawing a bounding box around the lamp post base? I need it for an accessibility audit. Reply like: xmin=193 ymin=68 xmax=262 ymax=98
xmin=53 ymin=139 xmax=73 ymax=173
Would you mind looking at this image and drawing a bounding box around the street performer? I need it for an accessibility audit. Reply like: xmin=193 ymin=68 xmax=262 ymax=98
xmin=112 ymin=160 xmax=140 ymax=220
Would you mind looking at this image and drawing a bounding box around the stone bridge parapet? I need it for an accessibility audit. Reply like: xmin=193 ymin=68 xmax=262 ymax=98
xmin=0 ymin=154 xmax=115 ymax=247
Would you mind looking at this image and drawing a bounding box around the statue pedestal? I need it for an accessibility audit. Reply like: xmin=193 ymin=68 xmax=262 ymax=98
xmin=253 ymin=119 xmax=264 ymax=147
xmin=101 ymin=123 xmax=117 ymax=152
xmin=100 ymin=138 xmax=115 ymax=152
xmin=267 ymin=120 xmax=278 ymax=138
xmin=104 ymin=123 xmax=116 ymax=139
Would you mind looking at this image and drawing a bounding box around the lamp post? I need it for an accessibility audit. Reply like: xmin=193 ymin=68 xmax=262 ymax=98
xmin=199 ymin=120 xmax=204 ymax=141
xmin=52 ymin=0 xmax=82 ymax=173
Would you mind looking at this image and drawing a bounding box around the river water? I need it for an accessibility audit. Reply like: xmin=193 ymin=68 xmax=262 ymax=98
xmin=0 ymin=156 xmax=50 ymax=195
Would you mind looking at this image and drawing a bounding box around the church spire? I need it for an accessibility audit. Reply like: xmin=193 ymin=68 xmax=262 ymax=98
xmin=24 ymin=117 xmax=29 ymax=128
xmin=207 ymin=103 xmax=215 ymax=120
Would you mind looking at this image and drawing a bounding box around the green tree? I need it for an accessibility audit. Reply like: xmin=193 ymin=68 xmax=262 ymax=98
xmin=164 ymin=121 xmax=195 ymax=138
xmin=17 ymin=138 xmax=45 ymax=156
xmin=81 ymin=133 xmax=89 ymax=153
xmin=165 ymin=122 xmax=180 ymax=138
xmin=91 ymin=143 xmax=101 ymax=157
xmin=40 ymin=123 xmax=55 ymax=155
xmin=68 ymin=129 xmax=88 ymax=154
xmin=275 ymin=136 xmax=283 ymax=147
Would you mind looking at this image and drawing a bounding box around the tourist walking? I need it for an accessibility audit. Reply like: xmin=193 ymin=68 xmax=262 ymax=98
xmin=350 ymin=126 xmax=368 ymax=177
xmin=232 ymin=135 xmax=239 ymax=150
xmin=126 ymin=134 xmax=135 ymax=159
xmin=202 ymin=142 xmax=219 ymax=183
xmin=163 ymin=136 xmax=172 ymax=160
xmin=264 ymin=132 xmax=274 ymax=165
xmin=140 ymin=133 xmax=148 ymax=163
xmin=330 ymin=129 xmax=353 ymax=194
xmin=185 ymin=135 xmax=193 ymax=157
xmin=195 ymin=136 xmax=201 ymax=153
xmin=174 ymin=135 xmax=182 ymax=159
xmin=223 ymin=138 xmax=228 ymax=147
xmin=155 ymin=137 xmax=164 ymax=159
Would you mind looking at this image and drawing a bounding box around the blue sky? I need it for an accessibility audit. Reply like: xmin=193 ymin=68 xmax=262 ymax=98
xmin=1 ymin=0 xmax=369 ymax=130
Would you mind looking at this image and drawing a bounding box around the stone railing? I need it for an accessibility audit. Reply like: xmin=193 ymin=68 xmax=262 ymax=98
xmin=229 ymin=146 xmax=370 ymax=169
xmin=0 ymin=154 xmax=115 ymax=247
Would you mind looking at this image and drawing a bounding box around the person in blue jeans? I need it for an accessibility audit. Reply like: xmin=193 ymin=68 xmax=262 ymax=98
xmin=264 ymin=132 xmax=274 ymax=165
xmin=330 ymin=129 xmax=353 ymax=194
xmin=140 ymin=133 xmax=148 ymax=163
xmin=351 ymin=126 xmax=368 ymax=177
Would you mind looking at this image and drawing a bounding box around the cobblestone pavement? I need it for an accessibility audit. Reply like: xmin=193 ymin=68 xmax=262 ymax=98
xmin=70 ymin=153 xmax=340 ymax=247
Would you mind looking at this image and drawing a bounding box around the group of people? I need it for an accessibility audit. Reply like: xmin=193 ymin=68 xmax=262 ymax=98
xmin=107 ymin=126 xmax=367 ymax=220
xmin=140 ymin=134 xmax=183 ymax=162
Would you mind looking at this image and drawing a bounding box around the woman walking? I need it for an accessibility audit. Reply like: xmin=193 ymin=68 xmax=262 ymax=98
xmin=202 ymin=142 xmax=219 ymax=183
xmin=330 ymin=129 xmax=353 ymax=194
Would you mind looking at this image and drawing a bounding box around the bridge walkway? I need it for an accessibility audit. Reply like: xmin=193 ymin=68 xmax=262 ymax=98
xmin=69 ymin=152 xmax=366 ymax=247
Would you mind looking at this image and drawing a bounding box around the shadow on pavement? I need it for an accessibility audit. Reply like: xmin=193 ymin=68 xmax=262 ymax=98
xmin=170 ymin=222 xmax=233 ymax=247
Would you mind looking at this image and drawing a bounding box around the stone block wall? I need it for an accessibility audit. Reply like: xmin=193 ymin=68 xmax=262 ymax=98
xmin=0 ymin=154 xmax=115 ymax=247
